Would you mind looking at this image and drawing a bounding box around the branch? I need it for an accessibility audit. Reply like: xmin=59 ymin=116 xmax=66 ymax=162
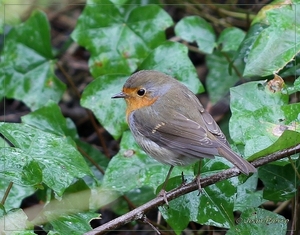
xmin=84 ymin=144 xmax=300 ymax=235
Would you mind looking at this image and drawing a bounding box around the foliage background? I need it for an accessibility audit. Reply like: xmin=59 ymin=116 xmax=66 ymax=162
xmin=0 ymin=0 xmax=300 ymax=234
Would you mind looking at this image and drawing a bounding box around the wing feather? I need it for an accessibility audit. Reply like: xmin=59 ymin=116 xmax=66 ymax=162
xmin=131 ymin=110 xmax=220 ymax=159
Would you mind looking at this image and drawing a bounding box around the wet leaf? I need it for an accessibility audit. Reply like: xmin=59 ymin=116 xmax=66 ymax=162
xmin=243 ymin=2 xmax=300 ymax=77
xmin=259 ymin=162 xmax=300 ymax=201
xmin=0 ymin=10 xmax=65 ymax=110
xmin=175 ymin=16 xmax=216 ymax=54
xmin=46 ymin=208 xmax=99 ymax=235
xmin=81 ymin=74 xmax=129 ymax=139
xmin=206 ymin=51 xmax=243 ymax=104
xmin=229 ymin=80 xmax=300 ymax=157
xmin=217 ymin=27 xmax=246 ymax=52
xmin=0 ymin=123 xmax=92 ymax=196
xmin=71 ymin=0 xmax=173 ymax=77
xmin=228 ymin=208 xmax=288 ymax=235
xmin=160 ymin=171 xmax=238 ymax=234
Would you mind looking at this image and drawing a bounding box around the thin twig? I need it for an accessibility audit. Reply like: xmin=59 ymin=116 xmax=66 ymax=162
xmin=142 ymin=215 xmax=161 ymax=235
xmin=221 ymin=51 xmax=243 ymax=78
xmin=1 ymin=182 xmax=13 ymax=205
xmin=84 ymin=143 xmax=300 ymax=235
xmin=77 ymin=146 xmax=105 ymax=175
xmin=273 ymin=200 xmax=290 ymax=214
xmin=56 ymin=62 xmax=110 ymax=158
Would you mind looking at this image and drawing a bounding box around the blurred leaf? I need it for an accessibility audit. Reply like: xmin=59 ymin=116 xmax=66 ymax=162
xmin=0 ymin=10 xmax=65 ymax=110
xmin=0 ymin=209 xmax=32 ymax=234
xmin=0 ymin=123 xmax=92 ymax=196
xmin=217 ymin=27 xmax=246 ymax=52
xmin=47 ymin=212 xmax=99 ymax=235
xmin=229 ymin=80 xmax=300 ymax=157
xmin=228 ymin=208 xmax=288 ymax=235
xmin=285 ymin=76 xmax=300 ymax=94
xmin=38 ymin=181 xmax=99 ymax=234
xmin=81 ymin=74 xmax=129 ymax=139
xmin=259 ymin=161 xmax=299 ymax=201
xmin=0 ymin=2 xmax=32 ymax=34
xmin=175 ymin=16 xmax=216 ymax=54
xmin=279 ymin=53 xmax=300 ymax=78
xmin=103 ymin=131 xmax=193 ymax=192
xmin=110 ymin=186 xmax=155 ymax=215
xmin=10 ymin=232 xmax=39 ymax=235
xmin=139 ymin=41 xmax=204 ymax=94
xmin=243 ymin=3 xmax=300 ymax=77
xmin=71 ymin=0 xmax=173 ymax=77
xmin=206 ymin=51 xmax=243 ymax=104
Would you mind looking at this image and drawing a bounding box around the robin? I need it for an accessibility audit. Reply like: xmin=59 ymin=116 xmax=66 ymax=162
xmin=112 ymin=70 xmax=256 ymax=194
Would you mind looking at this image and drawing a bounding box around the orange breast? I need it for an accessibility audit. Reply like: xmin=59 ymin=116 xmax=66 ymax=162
xmin=123 ymin=87 xmax=158 ymax=122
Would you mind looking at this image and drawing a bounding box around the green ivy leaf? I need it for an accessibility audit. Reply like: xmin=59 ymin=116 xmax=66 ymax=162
xmin=227 ymin=208 xmax=288 ymax=235
xmin=217 ymin=27 xmax=246 ymax=52
xmin=0 ymin=10 xmax=66 ymax=110
xmin=229 ymin=80 xmax=300 ymax=157
xmin=21 ymin=100 xmax=78 ymax=139
xmin=0 ymin=176 xmax=35 ymax=211
xmin=234 ymin=175 xmax=265 ymax=211
xmin=259 ymin=162 xmax=299 ymax=201
xmin=0 ymin=123 xmax=92 ymax=196
xmin=206 ymin=51 xmax=243 ymax=104
xmin=22 ymin=101 xmax=109 ymax=179
xmin=160 ymin=174 xmax=237 ymax=234
xmin=175 ymin=16 xmax=216 ymax=54
xmin=81 ymin=74 xmax=129 ymax=139
xmin=47 ymin=212 xmax=99 ymax=235
xmin=139 ymin=41 xmax=204 ymax=94
xmin=243 ymin=2 xmax=300 ymax=77
xmin=0 ymin=148 xmax=43 ymax=186
xmin=71 ymin=0 xmax=173 ymax=77
xmin=248 ymin=130 xmax=300 ymax=162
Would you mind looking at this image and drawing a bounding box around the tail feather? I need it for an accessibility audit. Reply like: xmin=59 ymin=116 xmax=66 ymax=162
xmin=218 ymin=144 xmax=256 ymax=175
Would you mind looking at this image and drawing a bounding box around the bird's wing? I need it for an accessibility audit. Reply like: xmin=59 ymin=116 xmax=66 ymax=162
xmin=130 ymin=110 xmax=221 ymax=159
xmin=199 ymin=109 xmax=230 ymax=146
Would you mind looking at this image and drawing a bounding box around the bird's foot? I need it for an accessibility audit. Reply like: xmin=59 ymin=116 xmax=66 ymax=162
xmin=194 ymin=175 xmax=203 ymax=196
xmin=158 ymin=189 xmax=169 ymax=206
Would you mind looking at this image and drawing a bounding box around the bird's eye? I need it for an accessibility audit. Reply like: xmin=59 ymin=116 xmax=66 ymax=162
xmin=137 ymin=88 xmax=146 ymax=96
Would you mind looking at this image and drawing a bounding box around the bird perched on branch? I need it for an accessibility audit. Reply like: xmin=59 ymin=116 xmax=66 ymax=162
xmin=112 ymin=70 xmax=256 ymax=196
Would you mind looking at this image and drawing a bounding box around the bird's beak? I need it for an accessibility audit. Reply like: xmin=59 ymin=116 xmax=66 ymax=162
xmin=112 ymin=91 xmax=126 ymax=99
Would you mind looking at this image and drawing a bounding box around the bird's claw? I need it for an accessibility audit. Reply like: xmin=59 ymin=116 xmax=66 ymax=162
xmin=158 ymin=189 xmax=169 ymax=206
xmin=195 ymin=175 xmax=203 ymax=196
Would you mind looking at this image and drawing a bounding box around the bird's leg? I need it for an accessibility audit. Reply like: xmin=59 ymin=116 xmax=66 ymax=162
xmin=194 ymin=160 xmax=203 ymax=195
xmin=181 ymin=171 xmax=186 ymax=184
xmin=158 ymin=166 xmax=174 ymax=205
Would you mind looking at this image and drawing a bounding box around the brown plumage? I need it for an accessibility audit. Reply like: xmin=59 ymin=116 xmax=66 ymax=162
xmin=112 ymin=70 xmax=256 ymax=175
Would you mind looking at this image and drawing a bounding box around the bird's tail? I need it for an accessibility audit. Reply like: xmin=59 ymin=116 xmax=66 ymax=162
xmin=218 ymin=144 xmax=256 ymax=175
